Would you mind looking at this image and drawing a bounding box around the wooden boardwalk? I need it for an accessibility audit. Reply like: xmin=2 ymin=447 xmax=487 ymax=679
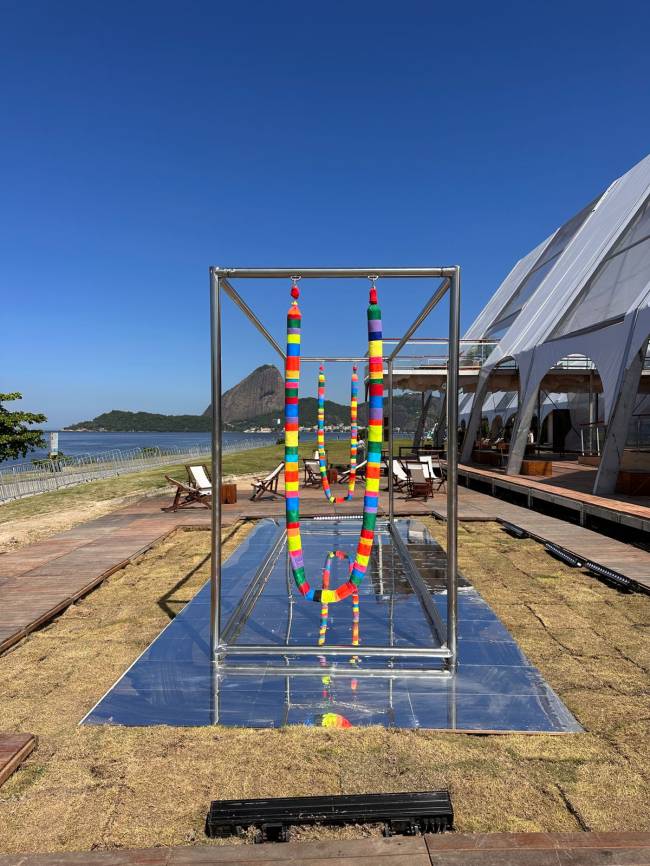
xmin=0 ymin=833 xmax=649 ymax=865
xmin=0 ymin=485 xmax=431 ymax=657
xmin=0 ymin=733 xmax=36 ymax=789
xmin=459 ymin=460 xmax=650 ymax=533
xmin=431 ymin=485 xmax=650 ymax=591
xmin=1 ymin=471 xmax=648 ymax=656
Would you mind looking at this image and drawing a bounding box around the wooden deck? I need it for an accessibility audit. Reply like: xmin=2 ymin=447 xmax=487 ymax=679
xmin=0 ymin=833 xmax=648 ymax=865
xmin=1 ymin=471 xmax=648 ymax=656
xmin=0 ymin=485 xmax=432 ymax=657
xmin=0 ymin=733 xmax=36 ymax=789
xmin=459 ymin=460 xmax=650 ymax=533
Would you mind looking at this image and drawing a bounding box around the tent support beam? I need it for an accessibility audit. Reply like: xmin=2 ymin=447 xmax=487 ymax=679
xmin=506 ymin=383 xmax=539 ymax=476
xmin=460 ymin=368 xmax=492 ymax=463
xmin=593 ymin=341 xmax=648 ymax=495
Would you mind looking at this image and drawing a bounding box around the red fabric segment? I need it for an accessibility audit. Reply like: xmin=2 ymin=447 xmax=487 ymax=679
xmin=369 ymin=384 xmax=383 ymax=396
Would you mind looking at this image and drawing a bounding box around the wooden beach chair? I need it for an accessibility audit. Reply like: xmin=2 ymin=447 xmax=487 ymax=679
xmin=186 ymin=463 xmax=212 ymax=494
xmin=302 ymin=458 xmax=321 ymax=487
xmin=405 ymin=461 xmax=433 ymax=501
xmin=250 ymin=462 xmax=285 ymax=501
xmin=338 ymin=459 xmax=367 ymax=484
xmin=162 ymin=475 xmax=211 ymax=512
xmin=391 ymin=458 xmax=409 ymax=493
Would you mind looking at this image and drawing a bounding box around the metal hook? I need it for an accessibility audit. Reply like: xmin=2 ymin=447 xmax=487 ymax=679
xmin=368 ymin=274 xmax=379 ymax=288
xmin=290 ymin=275 xmax=302 ymax=284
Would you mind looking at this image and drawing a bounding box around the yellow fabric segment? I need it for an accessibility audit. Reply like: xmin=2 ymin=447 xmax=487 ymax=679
xmin=285 ymin=481 xmax=299 ymax=493
xmin=287 ymin=535 xmax=302 ymax=552
xmin=287 ymin=334 xmax=300 ymax=344
xmin=365 ymin=477 xmax=380 ymax=493
xmin=285 ymin=430 xmax=299 ymax=446
xmin=368 ymin=426 xmax=382 ymax=442
xmin=320 ymin=589 xmax=337 ymax=604
xmin=368 ymin=340 xmax=382 ymax=357
xmin=356 ymin=553 xmax=369 ymax=567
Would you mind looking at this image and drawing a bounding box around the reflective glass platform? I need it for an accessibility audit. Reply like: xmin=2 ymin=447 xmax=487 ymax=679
xmin=82 ymin=518 xmax=581 ymax=733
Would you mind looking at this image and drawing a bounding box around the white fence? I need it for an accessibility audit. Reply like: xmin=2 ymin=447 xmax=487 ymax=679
xmin=0 ymin=440 xmax=265 ymax=503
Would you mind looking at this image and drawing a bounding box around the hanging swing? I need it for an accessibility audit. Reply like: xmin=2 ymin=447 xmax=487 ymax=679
xmin=317 ymin=364 xmax=359 ymax=503
xmin=283 ymin=279 xmax=383 ymax=624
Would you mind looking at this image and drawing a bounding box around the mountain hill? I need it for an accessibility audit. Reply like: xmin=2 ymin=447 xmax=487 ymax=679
xmin=64 ymin=410 xmax=211 ymax=432
xmin=204 ymin=364 xmax=283 ymax=423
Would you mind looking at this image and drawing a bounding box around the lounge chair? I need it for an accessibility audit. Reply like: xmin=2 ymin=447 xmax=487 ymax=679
xmin=390 ymin=458 xmax=409 ymax=493
xmin=405 ymin=461 xmax=433 ymax=501
xmin=302 ymin=458 xmax=321 ymax=487
xmin=250 ymin=462 xmax=285 ymax=501
xmin=162 ymin=476 xmax=211 ymax=512
xmin=428 ymin=457 xmax=446 ymax=492
xmin=338 ymin=459 xmax=367 ymax=484
xmin=186 ymin=463 xmax=212 ymax=494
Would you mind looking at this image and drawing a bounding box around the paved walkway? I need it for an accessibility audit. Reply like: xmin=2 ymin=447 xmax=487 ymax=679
xmin=0 ymin=833 xmax=649 ymax=865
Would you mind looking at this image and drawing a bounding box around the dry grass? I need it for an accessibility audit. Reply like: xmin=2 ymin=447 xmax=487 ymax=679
xmin=0 ymin=520 xmax=648 ymax=852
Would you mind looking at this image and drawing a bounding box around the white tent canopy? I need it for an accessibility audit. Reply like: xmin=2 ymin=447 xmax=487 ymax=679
xmin=461 ymin=153 xmax=650 ymax=495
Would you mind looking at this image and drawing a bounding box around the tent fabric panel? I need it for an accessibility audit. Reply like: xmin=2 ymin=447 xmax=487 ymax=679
xmin=551 ymin=196 xmax=650 ymax=339
xmin=463 ymin=234 xmax=552 ymax=340
xmin=493 ymin=154 xmax=650 ymax=360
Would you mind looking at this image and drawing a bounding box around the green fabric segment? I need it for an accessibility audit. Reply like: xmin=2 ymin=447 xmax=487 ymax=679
xmin=367 ymin=305 xmax=381 ymax=320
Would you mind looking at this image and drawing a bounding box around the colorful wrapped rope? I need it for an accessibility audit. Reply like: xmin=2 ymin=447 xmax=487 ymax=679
xmin=317 ymin=365 xmax=358 ymax=503
xmin=284 ymin=282 xmax=383 ymax=604
xmin=317 ymin=550 xmax=359 ymax=647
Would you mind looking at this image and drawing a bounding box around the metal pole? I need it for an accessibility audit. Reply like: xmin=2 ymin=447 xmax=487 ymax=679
xmin=387 ymin=359 xmax=394 ymax=524
xmin=209 ymin=268 xmax=223 ymax=659
xmin=216 ymin=267 xmax=456 ymax=280
xmin=446 ymin=267 xmax=461 ymax=671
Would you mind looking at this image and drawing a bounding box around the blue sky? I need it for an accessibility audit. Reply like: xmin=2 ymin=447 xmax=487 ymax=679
xmin=2 ymin=0 xmax=650 ymax=428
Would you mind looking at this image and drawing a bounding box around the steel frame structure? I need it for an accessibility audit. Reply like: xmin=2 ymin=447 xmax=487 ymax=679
xmin=209 ymin=266 xmax=461 ymax=673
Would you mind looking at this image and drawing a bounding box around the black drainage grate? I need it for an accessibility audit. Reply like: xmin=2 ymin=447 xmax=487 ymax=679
xmin=206 ymin=790 xmax=454 ymax=842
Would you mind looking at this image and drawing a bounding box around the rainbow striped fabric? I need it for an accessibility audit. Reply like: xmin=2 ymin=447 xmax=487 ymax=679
xmin=317 ymin=365 xmax=358 ymax=503
xmin=284 ymin=284 xmax=383 ymax=604
xmin=317 ymin=550 xmax=359 ymax=646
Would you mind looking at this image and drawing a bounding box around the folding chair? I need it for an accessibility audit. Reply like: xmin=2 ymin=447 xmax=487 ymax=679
xmin=338 ymin=459 xmax=367 ymax=484
xmin=405 ymin=461 xmax=433 ymax=501
xmin=186 ymin=463 xmax=212 ymax=494
xmin=162 ymin=476 xmax=211 ymax=512
xmin=428 ymin=457 xmax=447 ymax=492
xmin=391 ymin=458 xmax=409 ymax=493
xmin=250 ymin=462 xmax=285 ymax=501
xmin=302 ymin=458 xmax=321 ymax=487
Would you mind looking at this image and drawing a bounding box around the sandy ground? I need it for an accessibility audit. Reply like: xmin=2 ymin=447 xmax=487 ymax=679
xmin=0 ymin=472 xmax=256 ymax=554
xmin=0 ymin=519 xmax=648 ymax=852
xmin=0 ymin=489 xmax=160 ymax=553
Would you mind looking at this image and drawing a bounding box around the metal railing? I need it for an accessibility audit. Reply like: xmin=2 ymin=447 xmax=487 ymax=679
xmin=0 ymin=439 xmax=264 ymax=503
xmin=580 ymin=414 xmax=650 ymax=456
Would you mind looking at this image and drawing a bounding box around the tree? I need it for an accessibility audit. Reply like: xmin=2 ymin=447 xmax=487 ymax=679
xmin=0 ymin=393 xmax=47 ymax=462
